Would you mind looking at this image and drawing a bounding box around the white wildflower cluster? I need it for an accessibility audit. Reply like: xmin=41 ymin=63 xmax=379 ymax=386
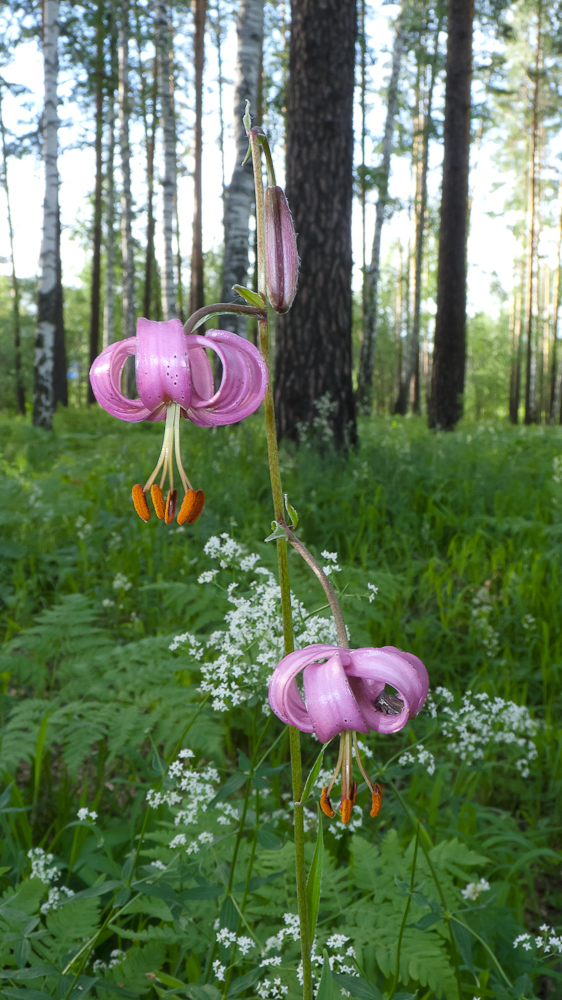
xmin=514 ymin=925 xmax=562 ymax=956
xmin=367 ymin=583 xmax=378 ymax=603
xmin=461 ymin=878 xmax=490 ymax=901
xmin=197 ymin=570 xmax=218 ymax=584
xmin=101 ymin=598 xmax=115 ymax=608
xmin=169 ymin=829 xmax=214 ymax=853
xmin=28 ymin=848 xmax=75 ymax=913
xmin=92 ymin=950 xmax=125 ymax=974
xmin=298 ymin=934 xmax=358 ymax=988
xmin=212 ymin=961 xmax=226 ymax=981
xmin=470 ymin=586 xmax=500 ymax=658
xmin=216 ymin=927 xmax=254 ymax=956
xmin=146 ymin=788 xmax=182 ymax=808
xmin=77 ymin=807 xmax=98 ymax=822
xmin=75 ymin=515 xmax=93 ymax=541
xmin=41 ymin=885 xmax=75 ymax=914
xmin=321 ymin=551 xmax=342 ymax=577
xmin=295 ymin=394 xmax=337 ymax=447
xmin=429 ymin=688 xmax=540 ymax=779
xmin=522 ymin=614 xmax=536 ymax=631
xmin=168 ymin=632 xmax=203 ymax=656
xmin=398 ymin=744 xmax=436 ymax=777
xmin=553 ymin=455 xmax=562 ymax=484
xmin=170 ymin=536 xmax=337 ymax=712
xmin=257 ymin=978 xmax=288 ymax=999
xmin=28 ymin=847 xmax=59 ymax=884
xmin=113 ymin=573 xmax=132 ymax=592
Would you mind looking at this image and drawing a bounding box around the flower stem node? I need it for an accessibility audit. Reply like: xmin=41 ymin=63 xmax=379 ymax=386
xmin=268 ymin=643 xmax=428 ymax=823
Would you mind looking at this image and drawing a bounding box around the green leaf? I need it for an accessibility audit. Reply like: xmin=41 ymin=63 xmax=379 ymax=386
xmin=2 ymin=991 xmax=53 ymax=1000
xmin=227 ymin=967 xmax=263 ymax=997
xmin=450 ymin=918 xmax=475 ymax=973
xmin=182 ymin=883 xmax=224 ymax=901
xmin=209 ymin=772 xmax=247 ymax=806
xmin=155 ymin=972 xmax=187 ymax=989
xmin=34 ymin=714 xmax=50 ymax=803
xmin=284 ymin=494 xmax=299 ymax=529
xmin=264 ymin=523 xmax=287 ymax=542
xmin=0 ymin=783 xmax=14 ymax=809
xmin=317 ymin=952 xmax=335 ymax=1000
xmin=0 ymin=966 xmax=56 ymax=980
xmin=256 ymin=827 xmax=283 ymax=850
xmin=186 ymin=987 xmax=221 ymax=1000
xmin=121 ymin=852 xmax=136 ymax=882
xmin=301 ymin=745 xmax=327 ymax=805
xmin=415 ymin=912 xmax=443 ymax=930
xmin=306 ymin=804 xmax=324 ymax=943
xmin=232 ymin=285 xmax=265 ymax=309
xmin=233 ymin=871 xmax=285 ymax=893
xmin=331 ymin=974 xmax=382 ymax=1000
xmin=60 ymin=879 xmax=121 ymax=903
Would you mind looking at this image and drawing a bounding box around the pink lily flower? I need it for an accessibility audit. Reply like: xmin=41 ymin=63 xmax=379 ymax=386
xmin=90 ymin=318 xmax=268 ymax=524
xmin=268 ymin=643 xmax=428 ymax=823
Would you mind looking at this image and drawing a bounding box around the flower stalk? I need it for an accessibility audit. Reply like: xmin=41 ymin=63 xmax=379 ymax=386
xmin=248 ymin=125 xmax=312 ymax=1000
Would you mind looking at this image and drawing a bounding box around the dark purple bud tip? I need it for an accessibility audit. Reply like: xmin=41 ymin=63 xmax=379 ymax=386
xmin=264 ymin=186 xmax=299 ymax=314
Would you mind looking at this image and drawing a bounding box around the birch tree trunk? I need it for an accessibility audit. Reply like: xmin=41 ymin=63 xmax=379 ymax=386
xmin=524 ymin=3 xmax=541 ymax=426
xmin=155 ymin=0 xmax=176 ymax=319
xmin=34 ymin=0 xmax=65 ymax=429
xmin=119 ymin=0 xmax=136 ymax=343
xmin=103 ymin=3 xmax=118 ymax=349
xmin=550 ymin=178 xmax=562 ymax=423
xmin=219 ymin=0 xmax=264 ymax=335
xmin=87 ymin=0 xmax=105 ymax=403
xmin=428 ymin=0 xmax=473 ymax=430
xmin=356 ymin=9 xmax=404 ymax=415
xmin=0 ymin=85 xmax=25 ymax=414
xmin=190 ymin=0 xmax=206 ymax=314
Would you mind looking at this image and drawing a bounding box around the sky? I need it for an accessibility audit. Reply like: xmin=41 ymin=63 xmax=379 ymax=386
xmin=0 ymin=3 xmax=543 ymax=324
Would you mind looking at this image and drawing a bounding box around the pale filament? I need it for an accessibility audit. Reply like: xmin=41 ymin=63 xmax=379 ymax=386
xmin=142 ymin=402 xmax=192 ymax=494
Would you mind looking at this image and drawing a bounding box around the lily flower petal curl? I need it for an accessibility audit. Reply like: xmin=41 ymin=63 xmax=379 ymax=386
xmin=90 ymin=318 xmax=268 ymax=524
xmin=268 ymin=643 xmax=428 ymax=823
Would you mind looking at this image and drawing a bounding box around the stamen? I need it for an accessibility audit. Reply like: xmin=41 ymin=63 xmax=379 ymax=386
xmin=132 ymin=484 xmax=150 ymax=522
xmin=151 ymin=484 xmax=165 ymax=519
xmin=320 ymin=787 xmax=335 ymax=818
xmin=370 ymin=784 xmax=382 ymax=818
xmin=173 ymin=403 xmax=191 ymax=494
xmin=165 ymin=489 xmax=178 ymax=524
xmin=352 ymin=732 xmax=375 ymax=792
xmin=177 ymin=489 xmax=206 ymax=525
xmin=341 ymin=796 xmax=353 ymax=825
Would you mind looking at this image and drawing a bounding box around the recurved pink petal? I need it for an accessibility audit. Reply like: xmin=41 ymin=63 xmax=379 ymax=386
xmin=378 ymin=646 xmax=429 ymax=717
xmin=89 ymin=338 xmax=154 ymax=422
xmin=303 ymin=650 xmax=370 ymax=743
xmin=185 ymin=330 xmax=268 ymax=427
xmin=135 ymin=318 xmax=193 ymax=412
xmin=268 ymin=644 xmax=338 ymax=733
xmin=346 ymin=648 xmax=428 ymax=732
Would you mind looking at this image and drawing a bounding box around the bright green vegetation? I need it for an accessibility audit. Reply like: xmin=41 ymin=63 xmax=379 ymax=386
xmin=0 ymin=410 xmax=561 ymax=1000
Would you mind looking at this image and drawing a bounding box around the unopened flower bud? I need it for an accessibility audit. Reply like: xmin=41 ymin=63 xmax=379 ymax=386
xmin=264 ymin=185 xmax=298 ymax=313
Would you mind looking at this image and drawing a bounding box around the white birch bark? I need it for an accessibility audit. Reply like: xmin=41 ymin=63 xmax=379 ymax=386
xmin=119 ymin=0 xmax=135 ymax=340
xmin=33 ymin=0 xmax=61 ymax=429
xmin=356 ymin=9 xmax=404 ymax=414
xmin=220 ymin=0 xmax=264 ymax=335
xmin=155 ymin=0 xmax=176 ymax=319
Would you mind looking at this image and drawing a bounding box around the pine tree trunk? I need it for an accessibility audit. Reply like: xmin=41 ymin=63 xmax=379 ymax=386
xmin=274 ymin=0 xmax=357 ymax=448
xmin=394 ymin=13 xmax=441 ymax=416
xmin=550 ymin=179 xmax=562 ymax=423
xmin=34 ymin=0 xmax=65 ymax=429
xmin=428 ymin=0 xmax=472 ymax=430
xmin=356 ymin=9 xmax=404 ymax=415
xmin=88 ymin=2 xmax=105 ymax=403
xmin=103 ymin=82 xmax=116 ymax=347
xmin=119 ymin=0 xmax=136 ymax=342
xmin=0 ymin=85 xmax=25 ymax=414
xmin=190 ymin=0 xmax=206 ymax=314
xmin=509 ymin=264 xmax=523 ymax=424
xmin=220 ymin=0 xmax=264 ymax=336
xmin=155 ymin=0 xmax=176 ymax=319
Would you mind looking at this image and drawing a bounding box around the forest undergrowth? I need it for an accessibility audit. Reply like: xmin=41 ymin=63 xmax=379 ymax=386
xmin=0 ymin=409 xmax=561 ymax=1000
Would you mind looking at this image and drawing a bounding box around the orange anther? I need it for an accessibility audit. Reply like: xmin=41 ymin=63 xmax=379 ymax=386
xmin=370 ymin=783 xmax=382 ymax=818
xmin=132 ymin=484 xmax=150 ymax=522
xmin=320 ymin=786 xmax=335 ymax=818
xmin=165 ymin=489 xmax=178 ymax=524
xmin=177 ymin=488 xmax=206 ymax=525
xmin=150 ymin=484 xmax=165 ymax=519
xmin=341 ymin=797 xmax=353 ymax=825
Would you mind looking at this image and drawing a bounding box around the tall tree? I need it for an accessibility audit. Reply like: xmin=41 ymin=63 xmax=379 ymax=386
xmin=0 ymin=82 xmax=25 ymax=414
xmin=155 ymin=0 xmax=176 ymax=319
xmin=274 ymin=0 xmax=357 ymax=447
xmin=119 ymin=0 xmax=136 ymax=343
xmin=220 ymin=0 xmax=264 ymax=337
xmin=523 ymin=0 xmax=542 ymax=425
xmin=190 ymin=0 xmax=206 ymax=314
xmin=356 ymin=9 xmax=405 ymax=415
xmin=33 ymin=0 xmax=66 ymax=429
xmin=87 ymin=0 xmax=105 ymax=404
xmin=104 ymin=3 xmax=118 ymax=349
xmin=428 ymin=0 xmax=473 ymax=430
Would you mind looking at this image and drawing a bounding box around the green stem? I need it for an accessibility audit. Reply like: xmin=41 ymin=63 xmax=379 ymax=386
xmin=248 ymin=126 xmax=312 ymax=1000
xmin=389 ymin=824 xmax=420 ymax=998
xmin=183 ymin=301 xmax=265 ymax=336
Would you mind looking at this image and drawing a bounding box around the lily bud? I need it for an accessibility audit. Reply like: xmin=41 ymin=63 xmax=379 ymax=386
xmin=264 ymin=185 xmax=299 ymax=313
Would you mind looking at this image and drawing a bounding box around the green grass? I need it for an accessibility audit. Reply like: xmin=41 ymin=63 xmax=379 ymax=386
xmin=0 ymin=408 xmax=561 ymax=1000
